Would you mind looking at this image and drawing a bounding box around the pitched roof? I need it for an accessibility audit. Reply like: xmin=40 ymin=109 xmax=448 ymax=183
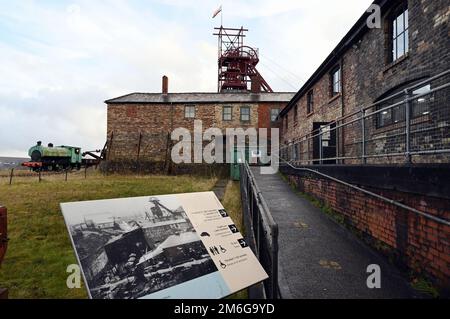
xmin=105 ymin=92 xmax=295 ymax=104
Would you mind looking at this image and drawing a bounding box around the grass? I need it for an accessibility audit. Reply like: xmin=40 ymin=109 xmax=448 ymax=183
xmin=0 ymin=170 xmax=219 ymax=298
xmin=221 ymin=180 xmax=248 ymax=299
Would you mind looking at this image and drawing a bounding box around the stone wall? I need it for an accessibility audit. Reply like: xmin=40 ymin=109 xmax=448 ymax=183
xmin=106 ymin=101 xmax=286 ymax=172
xmin=280 ymin=0 xmax=450 ymax=164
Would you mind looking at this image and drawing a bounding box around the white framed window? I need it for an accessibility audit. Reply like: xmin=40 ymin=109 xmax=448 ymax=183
xmin=271 ymin=108 xmax=280 ymax=122
xmin=240 ymin=106 xmax=250 ymax=122
xmin=392 ymin=6 xmax=409 ymax=62
xmin=185 ymin=105 xmax=195 ymax=118
xmin=331 ymin=67 xmax=341 ymax=96
xmin=223 ymin=106 xmax=232 ymax=121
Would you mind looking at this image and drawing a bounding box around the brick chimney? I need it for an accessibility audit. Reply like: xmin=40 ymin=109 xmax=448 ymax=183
xmin=162 ymin=75 xmax=169 ymax=94
xmin=251 ymin=76 xmax=261 ymax=93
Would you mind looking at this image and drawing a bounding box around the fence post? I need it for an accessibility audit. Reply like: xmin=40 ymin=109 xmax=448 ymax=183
xmin=85 ymin=166 xmax=88 ymax=179
xmin=336 ymin=120 xmax=340 ymax=164
xmin=38 ymin=170 xmax=41 ymax=183
xmin=404 ymin=89 xmax=412 ymax=163
xmin=319 ymin=129 xmax=323 ymax=165
xmin=65 ymin=170 xmax=68 ymax=182
xmin=361 ymin=109 xmax=366 ymax=164
xmin=271 ymin=224 xmax=279 ymax=299
xmin=9 ymin=168 xmax=14 ymax=185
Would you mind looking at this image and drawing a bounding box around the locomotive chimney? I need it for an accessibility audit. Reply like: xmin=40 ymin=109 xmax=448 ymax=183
xmin=162 ymin=75 xmax=169 ymax=94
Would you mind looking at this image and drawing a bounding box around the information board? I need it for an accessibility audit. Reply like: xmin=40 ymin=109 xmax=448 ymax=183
xmin=61 ymin=191 xmax=268 ymax=299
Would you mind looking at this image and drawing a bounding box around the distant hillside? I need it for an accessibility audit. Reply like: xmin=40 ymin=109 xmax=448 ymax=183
xmin=0 ymin=157 xmax=28 ymax=170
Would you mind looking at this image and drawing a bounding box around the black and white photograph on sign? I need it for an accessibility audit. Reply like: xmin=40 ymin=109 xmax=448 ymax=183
xmin=62 ymin=196 xmax=218 ymax=299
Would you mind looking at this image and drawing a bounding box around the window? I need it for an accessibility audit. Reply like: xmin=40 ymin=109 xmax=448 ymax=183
xmin=411 ymin=84 xmax=432 ymax=117
xmin=307 ymin=90 xmax=314 ymax=114
xmin=270 ymin=108 xmax=280 ymax=122
xmin=184 ymin=105 xmax=195 ymax=118
xmin=377 ymin=84 xmax=432 ymax=128
xmin=391 ymin=6 xmax=409 ymax=62
xmin=223 ymin=106 xmax=232 ymax=121
xmin=331 ymin=67 xmax=341 ymax=96
xmin=240 ymin=106 xmax=250 ymax=121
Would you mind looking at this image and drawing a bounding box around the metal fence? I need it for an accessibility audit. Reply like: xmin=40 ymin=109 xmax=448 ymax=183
xmin=239 ymin=162 xmax=279 ymax=299
xmin=280 ymin=69 xmax=450 ymax=164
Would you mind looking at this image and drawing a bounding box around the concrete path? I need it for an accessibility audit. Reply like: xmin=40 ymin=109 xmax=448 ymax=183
xmin=250 ymin=167 xmax=419 ymax=299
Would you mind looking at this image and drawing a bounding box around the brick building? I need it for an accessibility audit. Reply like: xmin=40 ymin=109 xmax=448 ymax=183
xmin=277 ymin=0 xmax=450 ymax=292
xmin=279 ymin=0 xmax=449 ymax=165
xmin=105 ymin=80 xmax=293 ymax=172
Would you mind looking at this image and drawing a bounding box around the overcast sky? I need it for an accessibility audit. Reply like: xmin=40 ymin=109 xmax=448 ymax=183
xmin=0 ymin=0 xmax=372 ymax=157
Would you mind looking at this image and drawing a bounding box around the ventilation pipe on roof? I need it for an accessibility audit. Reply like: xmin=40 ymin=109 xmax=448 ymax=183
xmin=162 ymin=75 xmax=169 ymax=94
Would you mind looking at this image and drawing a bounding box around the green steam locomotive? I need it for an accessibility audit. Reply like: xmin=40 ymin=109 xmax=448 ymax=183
xmin=23 ymin=141 xmax=83 ymax=171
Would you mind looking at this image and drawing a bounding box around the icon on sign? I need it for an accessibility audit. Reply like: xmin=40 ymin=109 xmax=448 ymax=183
xmin=200 ymin=232 xmax=210 ymax=237
xmin=228 ymin=224 xmax=239 ymax=234
xmin=219 ymin=260 xmax=227 ymax=269
xmin=209 ymin=246 xmax=220 ymax=256
xmin=238 ymin=238 xmax=248 ymax=248
xmin=219 ymin=209 xmax=229 ymax=217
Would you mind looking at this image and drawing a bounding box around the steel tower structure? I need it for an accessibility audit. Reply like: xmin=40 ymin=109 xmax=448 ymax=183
xmin=213 ymin=26 xmax=273 ymax=93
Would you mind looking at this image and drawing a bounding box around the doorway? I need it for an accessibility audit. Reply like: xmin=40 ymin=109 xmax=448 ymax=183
xmin=313 ymin=122 xmax=336 ymax=164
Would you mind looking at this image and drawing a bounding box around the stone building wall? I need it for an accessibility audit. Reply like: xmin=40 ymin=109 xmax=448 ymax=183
xmin=106 ymin=100 xmax=287 ymax=171
xmin=280 ymin=0 xmax=450 ymax=164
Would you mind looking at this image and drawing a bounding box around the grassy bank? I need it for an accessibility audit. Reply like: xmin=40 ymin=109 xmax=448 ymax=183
xmin=0 ymin=171 xmax=219 ymax=298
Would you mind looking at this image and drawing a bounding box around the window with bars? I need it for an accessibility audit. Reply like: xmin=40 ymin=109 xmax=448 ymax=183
xmin=240 ymin=106 xmax=250 ymax=121
xmin=184 ymin=105 xmax=196 ymax=118
xmin=331 ymin=67 xmax=341 ymax=97
xmin=391 ymin=6 xmax=409 ymax=62
xmin=223 ymin=106 xmax=232 ymax=121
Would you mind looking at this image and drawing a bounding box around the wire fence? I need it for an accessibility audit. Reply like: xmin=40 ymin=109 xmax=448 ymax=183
xmin=280 ymin=69 xmax=450 ymax=165
xmin=0 ymin=166 xmax=99 ymax=185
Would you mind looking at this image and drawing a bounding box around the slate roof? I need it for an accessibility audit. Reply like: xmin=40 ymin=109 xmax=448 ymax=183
xmin=105 ymin=92 xmax=295 ymax=104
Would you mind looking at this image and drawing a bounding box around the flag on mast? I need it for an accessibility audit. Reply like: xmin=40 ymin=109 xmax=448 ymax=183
xmin=212 ymin=5 xmax=222 ymax=18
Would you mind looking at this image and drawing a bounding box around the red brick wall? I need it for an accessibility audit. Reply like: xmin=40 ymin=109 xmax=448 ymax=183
xmin=257 ymin=103 xmax=281 ymax=139
xmin=285 ymin=173 xmax=450 ymax=290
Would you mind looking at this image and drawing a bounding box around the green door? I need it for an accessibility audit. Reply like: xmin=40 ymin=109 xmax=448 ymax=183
xmin=230 ymin=147 xmax=249 ymax=181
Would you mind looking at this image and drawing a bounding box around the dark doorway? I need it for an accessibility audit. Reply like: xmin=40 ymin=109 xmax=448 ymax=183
xmin=313 ymin=122 xmax=336 ymax=164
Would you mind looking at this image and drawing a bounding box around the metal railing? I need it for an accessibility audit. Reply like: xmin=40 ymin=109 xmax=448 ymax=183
xmin=280 ymin=69 xmax=450 ymax=164
xmin=239 ymin=162 xmax=279 ymax=299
